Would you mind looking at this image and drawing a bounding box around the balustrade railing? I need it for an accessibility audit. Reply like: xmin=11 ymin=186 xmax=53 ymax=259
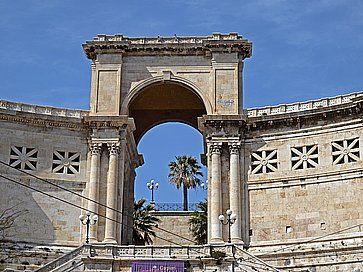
xmin=153 ymin=202 xmax=199 ymax=211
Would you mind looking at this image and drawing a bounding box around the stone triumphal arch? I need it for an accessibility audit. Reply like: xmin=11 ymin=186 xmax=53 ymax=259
xmin=2 ymin=33 xmax=363 ymax=271
xmin=83 ymin=33 xmax=252 ymax=244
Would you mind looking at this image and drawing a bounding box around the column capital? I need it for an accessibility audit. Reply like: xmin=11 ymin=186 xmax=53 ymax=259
xmin=107 ymin=142 xmax=121 ymax=156
xmin=229 ymin=143 xmax=241 ymax=155
xmin=90 ymin=143 xmax=102 ymax=155
xmin=210 ymin=143 xmax=222 ymax=155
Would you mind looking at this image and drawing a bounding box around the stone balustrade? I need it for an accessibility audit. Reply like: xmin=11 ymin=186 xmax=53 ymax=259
xmin=81 ymin=244 xmax=236 ymax=260
xmin=0 ymin=99 xmax=89 ymax=118
xmin=2 ymin=91 xmax=362 ymax=120
xmin=247 ymin=91 xmax=363 ymax=117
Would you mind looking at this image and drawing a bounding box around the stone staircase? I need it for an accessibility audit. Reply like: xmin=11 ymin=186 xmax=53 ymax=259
xmin=0 ymin=242 xmax=75 ymax=272
xmin=34 ymin=246 xmax=84 ymax=272
xmin=29 ymin=244 xmax=279 ymax=272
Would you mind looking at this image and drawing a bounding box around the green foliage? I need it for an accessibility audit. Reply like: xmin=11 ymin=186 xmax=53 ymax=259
xmin=133 ymin=198 xmax=160 ymax=245
xmin=189 ymin=199 xmax=207 ymax=244
xmin=168 ymin=155 xmax=203 ymax=211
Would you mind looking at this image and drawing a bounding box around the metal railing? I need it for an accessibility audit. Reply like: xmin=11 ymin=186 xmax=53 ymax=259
xmin=154 ymin=203 xmax=199 ymax=211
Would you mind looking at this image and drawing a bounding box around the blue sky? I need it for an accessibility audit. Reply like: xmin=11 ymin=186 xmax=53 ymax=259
xmin=0 ymin=0 xmax=362 ymax=204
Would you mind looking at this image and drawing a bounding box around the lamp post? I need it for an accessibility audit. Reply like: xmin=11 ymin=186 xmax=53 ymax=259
xmin=200 ymin=179 xmax=208 ymax=190
xmin=79 ymin=211 xmax=98 ymax=244
xmin=147 ymin=179 xmax=159 ymax=204
xmin=219 ymin=209 xmax=237 ymax=243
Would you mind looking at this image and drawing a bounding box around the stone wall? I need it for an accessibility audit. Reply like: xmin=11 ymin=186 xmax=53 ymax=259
xmin=0 ymin=117 xmax=88 ymax=246
xmin=246 ymin=117 xmax=363 ymax=245
xmin=152 ymin=211 xmax=196 ymax=245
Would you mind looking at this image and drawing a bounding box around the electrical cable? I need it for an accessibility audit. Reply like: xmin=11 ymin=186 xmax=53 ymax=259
xmin=254 ymin=223 xmax=363 ymax=257
xmin=0 ymin=159 xmax=197 ymax=244
xmin=0 ymin=173 xmax=203 ymax=252
xmin=0 ymin=160 xmax=283 ymax=270
xmin=1 ymin=172 xmax=280 ymax=270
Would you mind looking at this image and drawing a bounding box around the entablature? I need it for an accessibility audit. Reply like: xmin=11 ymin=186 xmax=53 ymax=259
xmin=82 ymin=33 xmax=252 ymax=59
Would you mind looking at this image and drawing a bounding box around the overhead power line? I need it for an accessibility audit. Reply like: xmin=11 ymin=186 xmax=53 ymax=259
xmin=0 ymin=159 xmax=196 ymax=244
xmin=0 ymin=165 xmax=280 ymax=271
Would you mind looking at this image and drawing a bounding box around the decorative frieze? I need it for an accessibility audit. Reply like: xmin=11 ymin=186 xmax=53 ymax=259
xmin=291 ymin=145 xmax=319 ymax=170
xmin=251 ymin=150 xmax=278 ymax=174
xmin=52 ymin=151 xmax=80 ymax=174
xmin=332 ymin=138 xmax=360 ymax=165
xmin=9 ymin=146 xmax=38 ymax=171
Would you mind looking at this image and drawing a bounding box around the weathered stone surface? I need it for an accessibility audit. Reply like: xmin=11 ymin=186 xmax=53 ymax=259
xmin=1 ymin=33 xmax=363 ymax=271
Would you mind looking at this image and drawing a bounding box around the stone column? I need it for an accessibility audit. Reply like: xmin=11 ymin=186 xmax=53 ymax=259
xmin=88 ymin=143 xmax=102 ymax=242
xmin=103 ymin=143 xmax=121 ymax=243
xmin=210 ymin=143 xmax=223 ymax=243
xmin=229 ymin=143 xmax=243 ymax=244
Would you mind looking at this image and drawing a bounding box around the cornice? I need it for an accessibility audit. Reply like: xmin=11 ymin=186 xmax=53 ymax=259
xmin=246 ymin=95 xmax=363 ymax=132
xmin=247 ymin=91 xmax=363 ymax=118
xmin=83 ymin=115 xmax=135 ymax=130
xmin=0 ymin=99 xmax=88 ymax=118
xmin=198 ymin=114 xmax=247 ymax=139
xmin=0 ymin=108 xmax=87 ymax=130
xmin=82 ymin=33 xmax=252 ymax=59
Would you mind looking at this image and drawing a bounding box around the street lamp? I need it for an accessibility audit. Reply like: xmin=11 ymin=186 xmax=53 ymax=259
xmin=219 ymin=209 xmax=237 ymax=243
xmin=79 ymin=211 xmax=98 ymax=244
xmin=147 ymin=179 xmax=159 ymax=204
xmin=200 ymin=179 xmax=208 ymax=190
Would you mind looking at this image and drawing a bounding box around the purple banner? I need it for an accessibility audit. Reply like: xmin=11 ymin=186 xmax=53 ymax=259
xmin=132 ymin=261 xmax=184 ymax=272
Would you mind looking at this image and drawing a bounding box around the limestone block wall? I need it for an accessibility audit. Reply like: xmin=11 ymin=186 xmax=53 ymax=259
xmin=245 ymin=117 xmax=363 ymax=246
xmin=91 ymin=54 xmax=243 ymax=116
xmin=152 ymin=211 xmax=195 ymax=245
xmin=0 ymin=114 xmax=89 ymax=246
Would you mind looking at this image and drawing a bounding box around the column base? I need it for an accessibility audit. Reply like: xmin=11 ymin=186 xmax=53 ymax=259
xmin=231 ymin=238 xmax=244 ymax=245
xmin=89 ymin=238 xmax=98 ymax=244
xmin=209 ymin=238 xmax=224 ymax=245
xmin=102 ymin=238 xmax=117 ymax=244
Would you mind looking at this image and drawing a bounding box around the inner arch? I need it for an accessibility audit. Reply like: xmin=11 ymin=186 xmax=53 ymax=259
xmin=129 ymin=82 xmax=207 ymax=143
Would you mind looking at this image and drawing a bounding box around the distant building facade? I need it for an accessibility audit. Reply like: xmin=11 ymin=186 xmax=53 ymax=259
xmin=0 ymin=33 xmax=362 ymax=271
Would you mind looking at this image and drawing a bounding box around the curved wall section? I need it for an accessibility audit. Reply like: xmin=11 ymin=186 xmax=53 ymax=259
xmin=246 ymin=117 xmax=363 ymax=245
xmin=0 ymin=104 xmax=89 ymax=246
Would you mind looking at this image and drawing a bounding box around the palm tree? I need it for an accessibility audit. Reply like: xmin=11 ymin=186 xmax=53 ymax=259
xmin=168 ymin=155 xmax=203 ymax=211
xmin=189 ymin=199 xmax=207 ymax=244
xmin=133 ymin=198 xmax=160 ymax=245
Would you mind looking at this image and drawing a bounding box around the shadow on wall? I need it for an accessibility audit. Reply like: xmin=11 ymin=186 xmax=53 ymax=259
xmin=243 ymin=138 xmax=267 ymax=247
xmin=0 ymin=178 xmax=56 ymax=244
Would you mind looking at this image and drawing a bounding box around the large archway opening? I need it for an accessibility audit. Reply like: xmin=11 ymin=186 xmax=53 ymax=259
xmin=128 ymin=81 xmax=208 ymax=209
xmin=128 ymin=81 xmax=207 ymax=143
xmin=135 ymin=122 xmax=207 ymax=207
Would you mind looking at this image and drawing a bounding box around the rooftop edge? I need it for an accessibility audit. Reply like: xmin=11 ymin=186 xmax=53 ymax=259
xmin=82 ymin=32 xmax=252 ymax=59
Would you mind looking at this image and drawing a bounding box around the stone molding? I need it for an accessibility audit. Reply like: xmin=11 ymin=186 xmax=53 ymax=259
xmin=0 ymin=99 xmax=88 ymax=118
xmin=82 ymin=33 xmax=252 ymax=59
xmin=248 ymin=168 xmax=363 ymax=190
xmin=198 ymin=115 xmax=246 ymax=139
